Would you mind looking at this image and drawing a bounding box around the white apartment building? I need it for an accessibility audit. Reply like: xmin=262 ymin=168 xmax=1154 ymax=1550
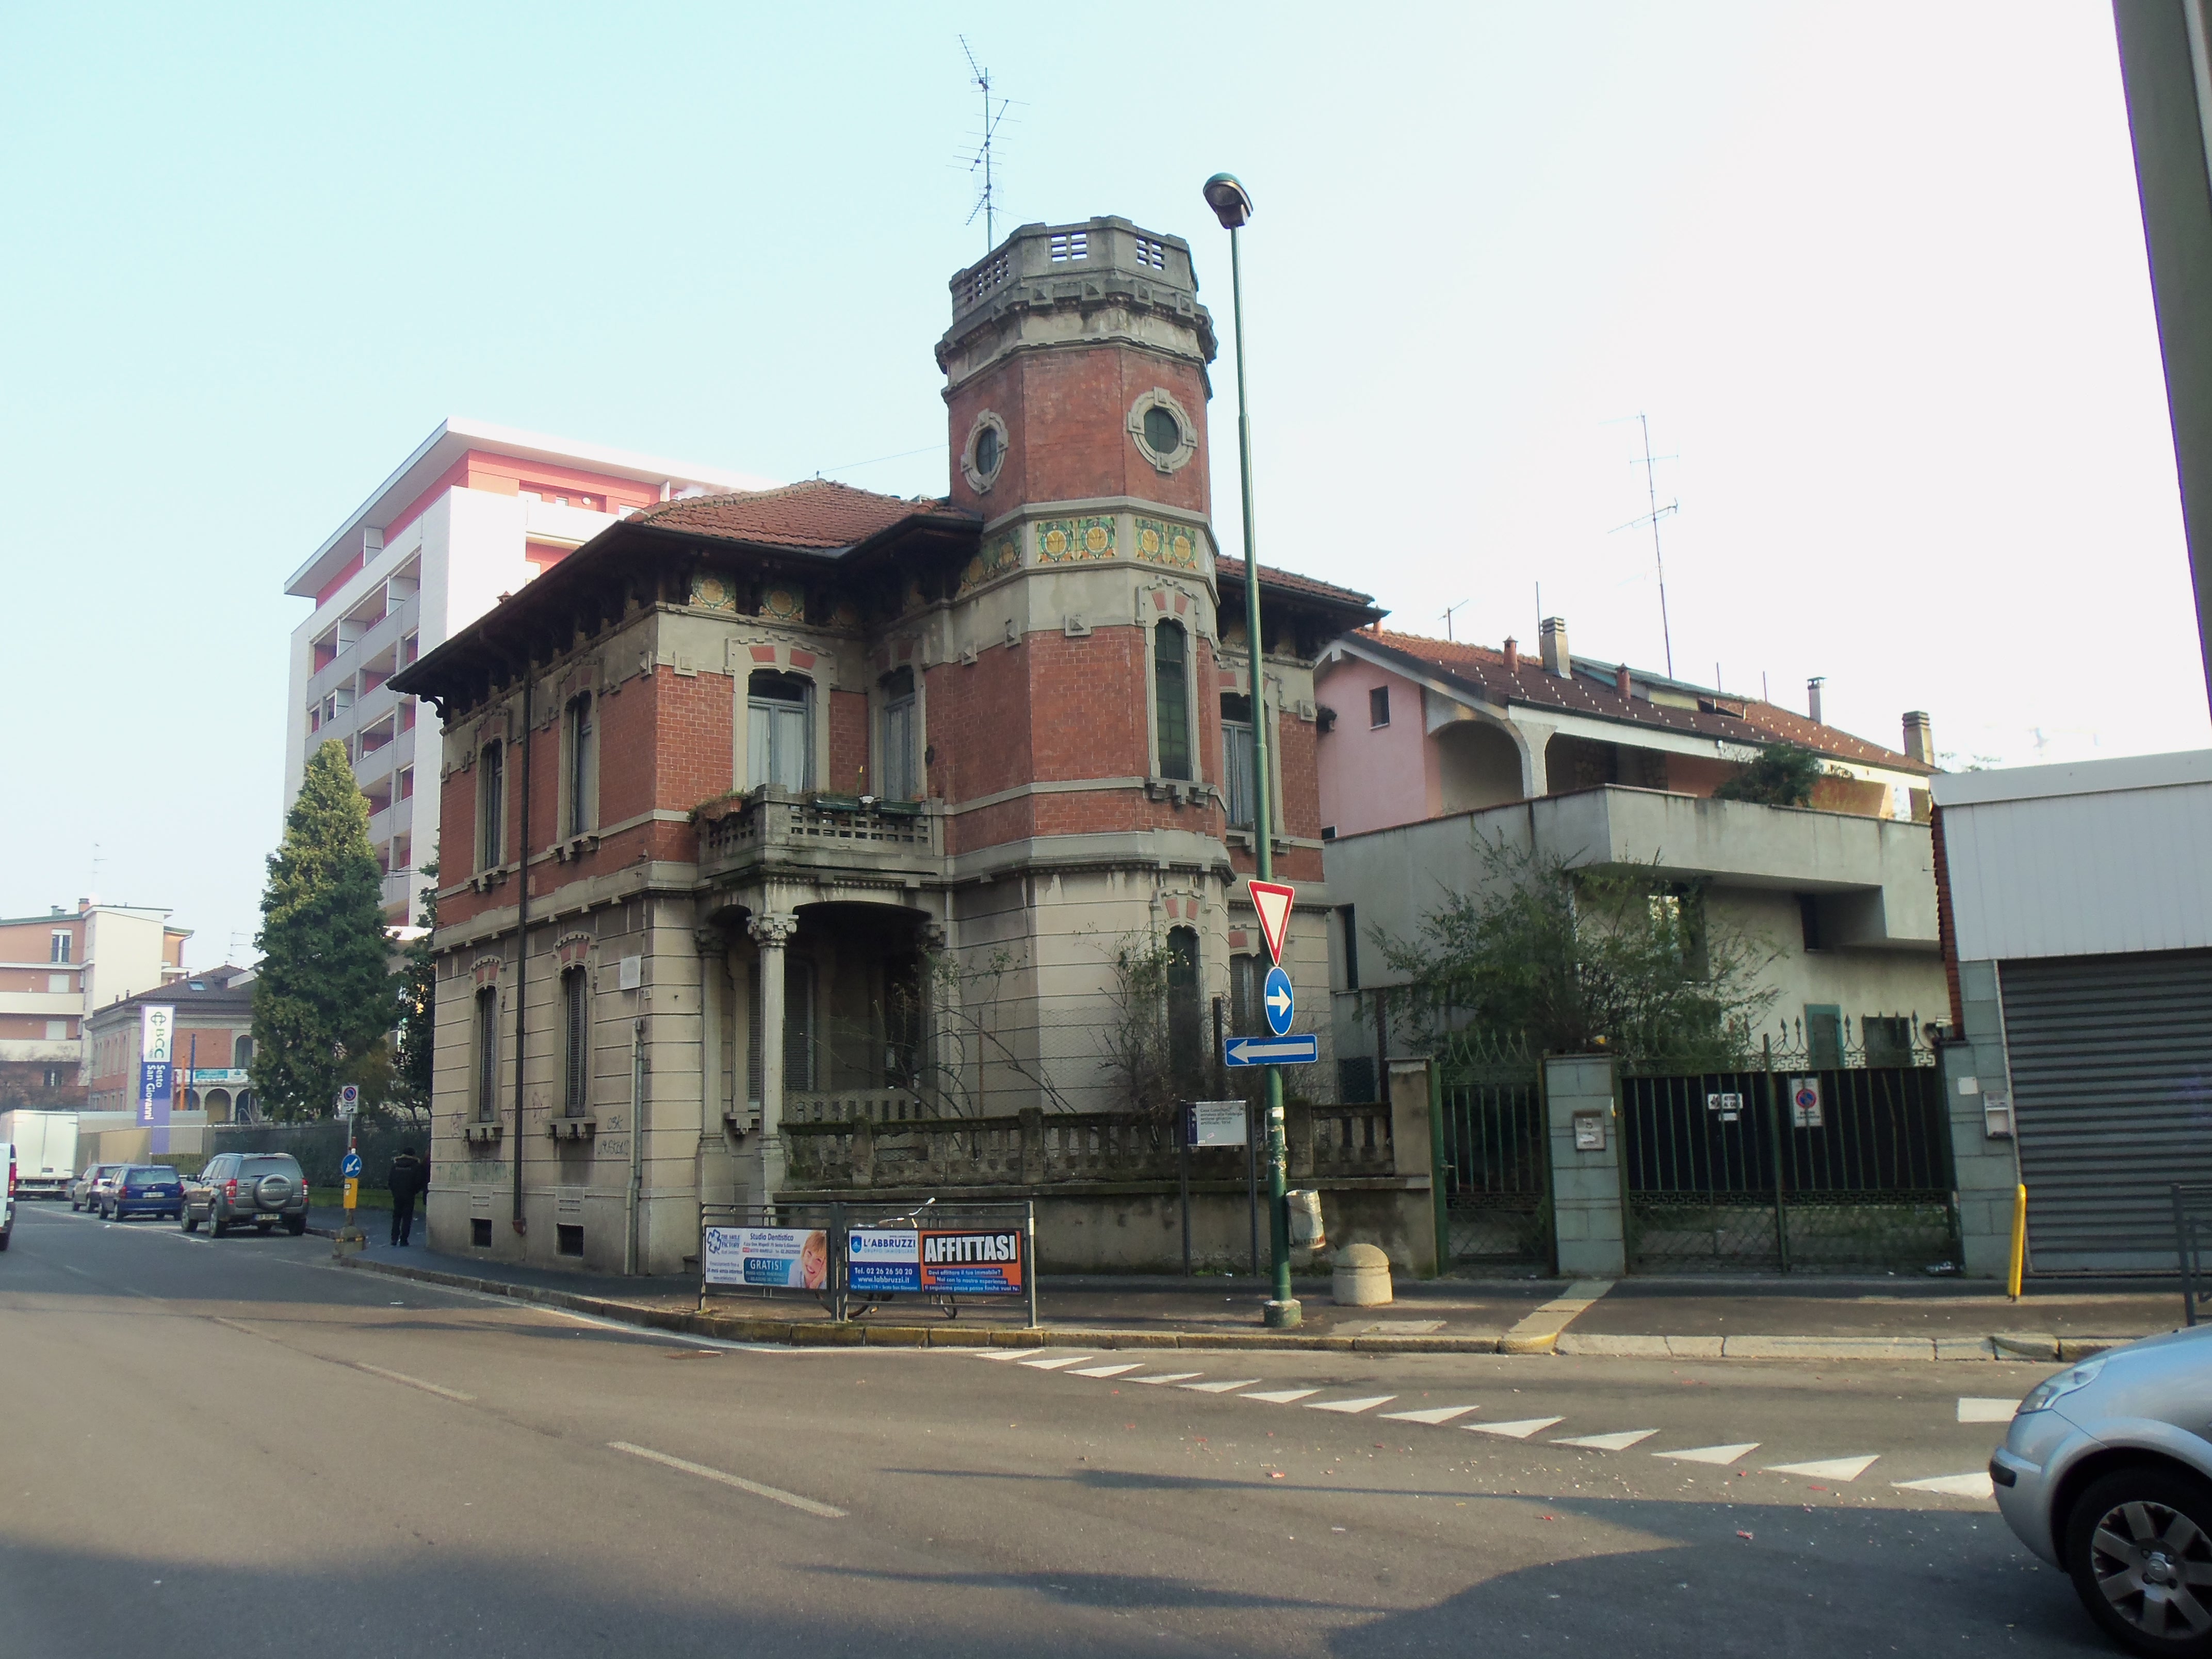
xmin=283 ymin=419 xmax=769 ymax=924
xmin=0 ymin=900 xmax=190 ymax=1105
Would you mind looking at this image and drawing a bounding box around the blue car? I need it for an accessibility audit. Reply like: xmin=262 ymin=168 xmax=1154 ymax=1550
xmin=104 ymin=1165 xmax=185 ymax=1222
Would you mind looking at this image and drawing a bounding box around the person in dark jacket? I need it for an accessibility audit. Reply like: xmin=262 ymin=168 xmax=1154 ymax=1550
xmin=386 ymin=1146 xmax=427 ymax=1246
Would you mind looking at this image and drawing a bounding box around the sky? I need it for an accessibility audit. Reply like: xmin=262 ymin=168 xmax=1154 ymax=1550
xmin=2 ymin=2 xmax=2204 ymax=968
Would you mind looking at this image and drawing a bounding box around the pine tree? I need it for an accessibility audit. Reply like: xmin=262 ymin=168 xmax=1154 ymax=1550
xmin=250 ymin=740 xmax=396 ymax=1120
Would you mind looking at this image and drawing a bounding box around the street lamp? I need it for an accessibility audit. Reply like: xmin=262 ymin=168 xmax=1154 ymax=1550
xmin=1203 ymin=171 xmax=1299 ymax=1330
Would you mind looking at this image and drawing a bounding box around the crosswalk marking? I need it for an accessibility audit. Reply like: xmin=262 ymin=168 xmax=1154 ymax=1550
xmin=1380 ymin=1404 xmax=1481 ymax=1425
xmin=1242 ymin=1388 xmax=1322 ymax=1404
xmin=1554 ymin=1429 xmax=1657 ymax=1451
xmin=1180 ymin=1378 xmax=1260 ymax=1393
xmin=1305 ymin=1394 xmax=1396 ymax=1414
xmin=1129 ymin=1372 xmax=1204 ymax=1386
xmin=1069 ymin=1363 xmax=1143 ymax=1378
xmin=1956 ymin=1397 xmax=2019 ymax=1424
xmin=1465 ymin=1416 xmax=1566 ymax=1439
xmin=1653 ymin=1442 xmax=1760 ymax=1465
xmin=1765 ymin=1455 xmax=1880 ymax=1482
xmin=1894 ymin=1472 xmax=1995 ymax=1500
xmin=1019 ymin=1354 xmax=1092 ymax=1369
xmin=973 ymin=1350 xmax=1029 ymax=1361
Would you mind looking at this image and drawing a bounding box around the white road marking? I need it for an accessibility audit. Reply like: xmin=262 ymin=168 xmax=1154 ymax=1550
xmin=1129 ymin=1372 xmax=1204 ymax=1386
xmin=608 ymin=1441 xmax=845 ymax=1518
xmin=1241 ymin=1388 xmax=1321 ymax=1405
xmin=1181 ymin=1378 xmax=1260 ymax=1393
xmin=1894 ymin=1472 xmax=1995 ymax=1500
xmin=1554 ymin=1429 xmax=1657 ymax=1451
xmin=1653 ymin=1442 xmax=1760 ymax=1465
xmin=1765 ymin=1455 xmax=1880 ymax=1482
xmin=1957 ymin=1397 xmax=2019 ymax=1423
xmin=1306 ymin=1394 xmax=1396 ymax=1414
xmin=1069 ymin=1363 xmax=1143 ymax=1378
xmin=1018 ymin=1354 xmax=1092 ymax=1370
xmin=973 ymin=1351 xmax=1030 ymax=1361
xmin=1380 ymin=1404 xmax=1481 ymax=1425
xmin=353 ymin=1362 xmax=477 ymax=1403
xmin=1465 ymin=1417 xmax=1566 ymax=1439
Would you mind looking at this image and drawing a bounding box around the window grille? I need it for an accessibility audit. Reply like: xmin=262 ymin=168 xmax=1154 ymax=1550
xmin=1049 ymin=231 xmax=1088 ymax=262
xmin=474 ymin=987 xmax=498 ymax=1122
xmin=1135 ymin=237 xmax=1165 ymax=270
xmin=562 ymin=966 xmax=590 ymax=1116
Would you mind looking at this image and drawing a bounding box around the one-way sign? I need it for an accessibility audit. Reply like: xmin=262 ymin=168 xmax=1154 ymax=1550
xmin=1223 ymin=1034 xmax=1320 ymax=1067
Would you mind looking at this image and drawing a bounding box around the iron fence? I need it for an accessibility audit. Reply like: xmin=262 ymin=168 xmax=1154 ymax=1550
xmin=2177 ymin=1183 xmax=2212 ymax=1327
xmin=1436 ymin=1039 xmax=1550 ymax=1271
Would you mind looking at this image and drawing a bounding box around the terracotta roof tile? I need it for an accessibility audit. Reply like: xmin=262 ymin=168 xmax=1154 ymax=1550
xmin=627 ymin=479 xmax=971 ymax=551
xmin=1354 ymin=627 xmax=1931 ymax=775
xmin=1215 ymin=555 xmax=1377 ymax=610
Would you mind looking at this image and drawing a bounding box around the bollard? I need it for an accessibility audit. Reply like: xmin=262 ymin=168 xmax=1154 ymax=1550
xmin=2007 ymin=1184 xmax=2027 ymax=1303
xmin=1331 ymin=1242 xmax=1393 ymax=1307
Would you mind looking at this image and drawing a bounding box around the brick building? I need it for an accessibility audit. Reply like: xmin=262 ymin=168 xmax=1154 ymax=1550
xmin=393 ymin=216 xmax=1378 ymax=1273
xmin=83 ymin=968 xmax=256 ymax=1122
xmin=0 ymin=900 xmax=190 ymax=1108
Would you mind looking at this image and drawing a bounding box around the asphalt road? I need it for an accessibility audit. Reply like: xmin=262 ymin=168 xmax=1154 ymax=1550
xmin=0 ymin=1202 xmax=2115 ymax=1659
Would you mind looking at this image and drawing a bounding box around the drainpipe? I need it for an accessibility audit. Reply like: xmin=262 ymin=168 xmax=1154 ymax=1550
xmin=626 ymin=1016 xmax=645 ymax=1275
xmin=512 ymin=672 xmax=532 ymax=1233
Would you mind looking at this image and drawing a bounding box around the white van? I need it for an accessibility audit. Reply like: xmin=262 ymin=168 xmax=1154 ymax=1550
xmin=2 ymin=1142 xmax=15 ymax=1251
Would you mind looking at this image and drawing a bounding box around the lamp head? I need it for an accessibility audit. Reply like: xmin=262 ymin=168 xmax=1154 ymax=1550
xmin=1203 ymin=173 xmax=1253 ymax=230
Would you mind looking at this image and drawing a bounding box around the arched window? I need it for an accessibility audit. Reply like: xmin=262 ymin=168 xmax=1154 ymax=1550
xmin=564 ymin=691 xmax=596 ymax=837
xmin=1154 ymin=621 xmax=1192 ymax=781
xmin=477 ymin=741 xmax=506 ymax=871
xmin=1166 ymin=925 xmax=1202 ymax=1086
xmin=561 ymin=965 xmax=590 ymax=1117
xmin=232 ymin=1034 xmax=253 ymax=1068
xmin=747 ymin=672 xmax=814 ymax=792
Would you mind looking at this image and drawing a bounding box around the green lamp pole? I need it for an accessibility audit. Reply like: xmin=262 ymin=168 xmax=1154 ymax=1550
xmin=1205 ymin=172 xmax=1299 ymax=1330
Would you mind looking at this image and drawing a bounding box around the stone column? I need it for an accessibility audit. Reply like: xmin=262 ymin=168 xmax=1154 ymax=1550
xmin=749 ymin=911 xmax=798 ymax=1200
xmin=1543 ymin=1053 xmax=1625 ymax=1277
xmin=694 ymin=929 xmax=723 ymax=1132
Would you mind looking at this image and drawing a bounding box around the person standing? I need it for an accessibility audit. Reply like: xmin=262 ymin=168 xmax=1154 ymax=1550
xmin=386 ymin=1145 xmax=426 ymax=1247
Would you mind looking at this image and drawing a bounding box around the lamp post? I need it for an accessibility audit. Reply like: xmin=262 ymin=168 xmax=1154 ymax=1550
xmin=1204 ymin=172 xmax=1299 ymax=1330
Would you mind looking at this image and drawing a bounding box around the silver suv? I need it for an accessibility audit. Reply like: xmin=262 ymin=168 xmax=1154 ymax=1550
xmin=1992 ymin=1324 xmax=2212 ymax=1656
xmin=184 ymin=1153 xmax=310 ymax=1238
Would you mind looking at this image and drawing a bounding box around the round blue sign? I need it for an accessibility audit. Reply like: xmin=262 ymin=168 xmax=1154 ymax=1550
xmin=1263 ymin=965 xmax=1295 ymax=1036
xmin=341 ymin=1151 xmax=362 ymax=1178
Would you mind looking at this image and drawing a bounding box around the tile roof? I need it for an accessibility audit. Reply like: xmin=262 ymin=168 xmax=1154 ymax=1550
xmin=1351 ymin=627 xmax=1932 ymax=775
xmin=1214 ymin=555 xmax=1378 ymax=610
xmin=626 ymin=479 xmax=974 ymax=550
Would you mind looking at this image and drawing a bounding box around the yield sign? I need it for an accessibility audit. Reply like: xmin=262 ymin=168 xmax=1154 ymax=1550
xmin=1247 ymin=879 xmax=1295 ymax=964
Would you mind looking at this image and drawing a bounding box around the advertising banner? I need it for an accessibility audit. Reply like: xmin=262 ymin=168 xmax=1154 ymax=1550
xmin=702 ymin=1226 xmax=829 ymax=1289
xmin=919 ymin=1228 xmax=1024 ymax=1295
xmin=137 ymin=1005 xmax=176 ymax=1136
xmin=845 ymin=1228 xmax=922 ymax=1293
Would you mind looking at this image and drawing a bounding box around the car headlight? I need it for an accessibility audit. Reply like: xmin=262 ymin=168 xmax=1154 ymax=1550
xmin=2019 ymin=1357 xmax=2108 ymax=1414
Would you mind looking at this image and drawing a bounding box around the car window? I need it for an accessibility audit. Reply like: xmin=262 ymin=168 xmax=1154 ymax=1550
xmin=237 ymin=1157 xmax=302 ymax=1178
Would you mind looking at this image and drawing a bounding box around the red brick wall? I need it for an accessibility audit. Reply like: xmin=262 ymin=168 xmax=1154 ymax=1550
xmin=829 ymin=689 xmax=869 ymax=795
xmin=653 ymin=668 xmax=733 ymax=824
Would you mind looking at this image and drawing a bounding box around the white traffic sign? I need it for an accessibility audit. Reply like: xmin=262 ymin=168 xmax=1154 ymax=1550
xmin=1224 ymin=1034 xmax=1320 ymax=1067
xmin=1247 ymin=880 xmax=1295 ymax=964
xmin=1263 ymin=964 xmax=1295 ymax=1036
xmin=1184 ymin=1100 xmax=1248 ymax=1147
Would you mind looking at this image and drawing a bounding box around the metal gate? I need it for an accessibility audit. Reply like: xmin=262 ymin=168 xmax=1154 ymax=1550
xmin=2002 ymin=949 xmax=2212 ymax=1272
xmin=1436 ymin=1057 xmax=1550 ymax=1270
xmin=1620 ymin=1055 xmax=1957 ymax=1273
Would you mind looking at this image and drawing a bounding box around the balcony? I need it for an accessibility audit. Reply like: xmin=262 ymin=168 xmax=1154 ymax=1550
xmin=694 ymin=787 xmax=941 ymax=886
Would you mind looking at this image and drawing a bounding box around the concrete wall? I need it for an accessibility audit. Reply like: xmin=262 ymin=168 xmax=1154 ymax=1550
xmin=1543 ymin=1054 xmax=1624 ymax=1278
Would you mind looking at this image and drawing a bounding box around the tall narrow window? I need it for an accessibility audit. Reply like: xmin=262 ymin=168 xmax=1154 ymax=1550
xmin=1804 ymin=1004 xmax=1844 ymax=1069
xmin=1219 ymin=692 xmax=1255 ymax=827
xmin=879 ymin=668 xmax=918 ymax=801
xmin=564 ymin=692 xmax=595 ymax=837
xmin=474 ymin=986 xmax=499 ymax=1122
xmin=1154 ymin=621 xmax=1192 ymax=781
xmin=1369 ymin=686 xmax=1391 ymax=727
xmin=1340 ymin=904 xmax=1360 ymax=991
xmin=561 ymin=966 xmax=590 ymax=1117
xmin=232 ymin=1035 xmax=253 ymax=1068
xmin=746 ymin=958 xmax=817 ymax=1101
xmin=477 ymin=741 xmax=506 ymax=871
xmin=50 ymin=930 xmax=71 ymax=964
xmin=746 ymin=673 xmax=814 ymax=792
xmin=1229 ymin=953 xmax=1264 ymax=1037
xmin=1166 ymin=926 xmax=1202 ymax=1085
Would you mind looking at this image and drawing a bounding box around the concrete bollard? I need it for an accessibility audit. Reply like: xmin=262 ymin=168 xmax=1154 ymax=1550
xmin=1332 ymin=1241 xmax=1393 ymax=1307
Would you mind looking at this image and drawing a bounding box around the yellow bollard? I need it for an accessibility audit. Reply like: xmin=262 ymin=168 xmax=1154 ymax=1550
xmin=2007 ymin=1183 xmax=2028 ymax=1303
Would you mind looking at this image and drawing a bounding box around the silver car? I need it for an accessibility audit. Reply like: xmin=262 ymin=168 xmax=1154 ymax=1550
xmin=1992 ymin=1324 xmax=2212 ymax=1656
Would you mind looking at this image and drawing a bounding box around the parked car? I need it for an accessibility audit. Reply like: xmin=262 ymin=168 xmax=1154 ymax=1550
xmin=182 ymin=1153 xmax=308 ymax=1237
xmin=71 ymin=1163 xmax=125 ymax=1213
xmin=102 ymin=1165 xmax=185 ymax=1223
xmin=2 ymin=1142 xmax=15 ymax=1251
xmin=1991 ymin=1324 xmax=2212 ymax=1657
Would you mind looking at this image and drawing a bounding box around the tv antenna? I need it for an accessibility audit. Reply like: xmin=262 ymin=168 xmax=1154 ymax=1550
xmin=1608 ymin=412 xmax=1679 ymax=677
xmin=961 ymin=38 xmax=1012 ymax=251
xmin=1440 ymin=598 xmax=1470 ymax=641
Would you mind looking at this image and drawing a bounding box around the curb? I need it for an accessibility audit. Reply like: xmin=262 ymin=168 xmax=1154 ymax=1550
xmin=331 ymin=1257 xmax=2140 ymax=1360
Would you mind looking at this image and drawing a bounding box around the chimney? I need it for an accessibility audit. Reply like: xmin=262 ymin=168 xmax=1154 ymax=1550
xmin=1539 ymin=616 xmax=1570 ymax=677
xmin=1615 ymin=662 xmax=1633 ymax=698
xmin=1502 ymin=636 xmax=1519 ymax=673
xmin=1903 ymin=710 xmax=1934 ymax=764
xmin=1807 ymin=676 xmax=1826 ymax=725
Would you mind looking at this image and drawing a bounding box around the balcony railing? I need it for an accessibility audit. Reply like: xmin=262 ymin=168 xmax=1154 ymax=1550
xmin=694 ymin=787 xmax=940 ymax=884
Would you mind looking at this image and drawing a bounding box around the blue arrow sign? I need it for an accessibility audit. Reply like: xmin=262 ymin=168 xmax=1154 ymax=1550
xmin=341 ymin=1151 xmax=362 ymax=1178
xmin=1263 ymin=964 xmax=1295 ymax=1036
xmin=1223 ymin=1034 xmax=1321 ymax=1068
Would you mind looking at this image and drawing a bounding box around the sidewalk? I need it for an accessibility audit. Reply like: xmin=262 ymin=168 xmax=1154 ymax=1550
xmin=313 ymin=1209 xmax=2190 ymax=1361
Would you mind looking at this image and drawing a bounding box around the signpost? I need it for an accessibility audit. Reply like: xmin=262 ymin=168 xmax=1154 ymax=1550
xmin=1240 ymin=876 xmax=1301 ymax=1325
xmin=1789 ymin=1077 xmax=1825 ymax=1129
xmin=1223 ymin=1034 xmax=1320 ymax=1067
xmin=335 ymin=1084 xmax=360 ymax=1120
xmin=341 ymin=1148 xmax=362 ymax=1218
xmin=1262 ymin=964 xmax=1294 ymax=1036
xmin=1176 ymin=1101 xmax=1252 ymax=1279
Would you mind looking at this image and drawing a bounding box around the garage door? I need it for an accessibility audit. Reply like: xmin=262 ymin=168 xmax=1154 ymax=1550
xmin=2001 ymin=949 xmax=2212 ymax=1272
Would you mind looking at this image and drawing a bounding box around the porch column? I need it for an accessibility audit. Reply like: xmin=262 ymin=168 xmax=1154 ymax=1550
xmin=749 ymin=910 xmax=798 ymax=1199
xmin=694 ymin=929 xmax=723 ymax=1132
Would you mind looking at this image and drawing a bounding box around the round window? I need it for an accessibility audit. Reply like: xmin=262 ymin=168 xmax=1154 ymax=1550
xmin=1143 ymin=405 xmax=1182 ymax=456
xmin=974 ymin=424 xmax=1001 ymax=478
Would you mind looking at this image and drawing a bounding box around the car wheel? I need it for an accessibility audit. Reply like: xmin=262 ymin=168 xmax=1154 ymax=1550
xmin=0 ymin=1231 xmax=9 ymax=1251
xmin=210 ymin=1211 xmax=227 ymax=1239
xmin=2065 ymin=1465 xmax=2212 ymax=1657
xmin=181 ymin=1207 xmax=197 ymax=1233
xmin=70 ymin=1197 xmax=81 ymax=1212
xmin=286 ymin=1215 xmax=307 ymax=1237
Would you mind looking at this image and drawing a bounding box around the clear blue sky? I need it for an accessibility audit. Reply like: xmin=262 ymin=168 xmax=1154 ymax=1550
xmin=2 ymin=3 xmax=2202 ymax=967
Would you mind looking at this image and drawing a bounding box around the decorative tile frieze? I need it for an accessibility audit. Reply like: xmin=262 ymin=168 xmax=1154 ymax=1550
xmin=689 ymin=573 xmax=742 ymax=613
xmin=1036 ymin=515 xmax=1116 ymax=563
xmin=1134 ymin=516 xmax=1200 ymax=570
xmin=959 ymin=531 xmax=1023 ymax=595
xmin=760 ymin=586 xmax=805 ymax=622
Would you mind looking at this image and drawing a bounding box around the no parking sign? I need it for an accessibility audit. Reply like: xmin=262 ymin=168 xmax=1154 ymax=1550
xmin=1790 ymin=1077 xmax=1825 ymax=1129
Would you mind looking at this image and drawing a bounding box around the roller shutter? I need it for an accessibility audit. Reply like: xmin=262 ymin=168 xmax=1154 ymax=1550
xmin=2001 ymin=949 xmax=2212 ymax=1272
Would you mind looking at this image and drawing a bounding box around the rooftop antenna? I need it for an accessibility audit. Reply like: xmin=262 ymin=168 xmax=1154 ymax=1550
xmin=1440 ymin=598 xmax=1470 ymax=641
xmin=960 ymin=38 xmax=1012 ymax=251
xmin=1608 ymin=412 xmax=1680 ymax=677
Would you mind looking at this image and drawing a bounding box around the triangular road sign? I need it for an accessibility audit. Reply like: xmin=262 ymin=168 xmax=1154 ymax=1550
xmin=1248 ymin=880 xmax=1295 ymax=964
